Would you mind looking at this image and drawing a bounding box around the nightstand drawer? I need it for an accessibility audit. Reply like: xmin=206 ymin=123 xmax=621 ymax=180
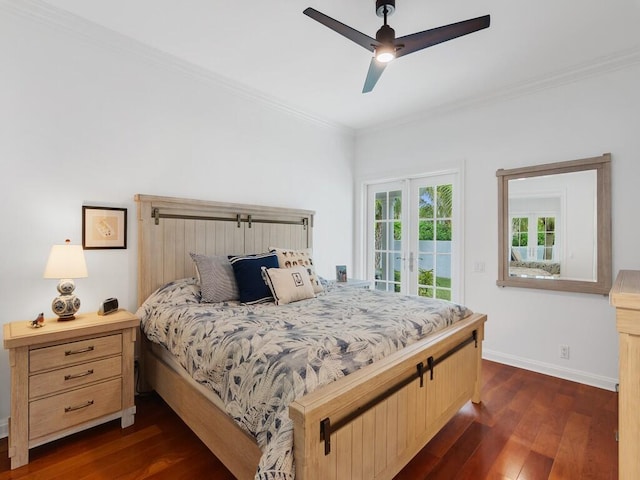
xmin=29 ymin=377 xmax=122 ymax=440
xmin=29 ymin=356 xmax=122 ymax=399
xmin=29 ymin=334 xmax=122 ymax=373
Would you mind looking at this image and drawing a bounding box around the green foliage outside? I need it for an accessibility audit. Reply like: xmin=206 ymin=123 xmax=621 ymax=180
xmin=511 ymin=217 xmax=528 ymax=247
xmin=417 ymin=268 xmax=452 ymax=300
xmin=419 ymin=220 xmax=452 ymax=241
xmin=419 ymin=268 xmax=433 ymax=285
xmin=387 ymin=266 xmax=451 ymax=300
xmin=512 ymin=233 xmax=528 ymax=247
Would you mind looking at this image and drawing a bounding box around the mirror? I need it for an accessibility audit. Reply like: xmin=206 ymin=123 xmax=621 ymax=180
xmin=497 ymin=153 xmax=611 ymax=294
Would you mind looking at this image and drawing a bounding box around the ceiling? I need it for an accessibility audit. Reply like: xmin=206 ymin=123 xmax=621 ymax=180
xmin=38 ymin=0 xmax=640 ymax=130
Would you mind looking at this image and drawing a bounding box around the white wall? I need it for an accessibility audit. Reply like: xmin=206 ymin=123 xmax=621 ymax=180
xmin=0 ymin=6 xmax=355 ymax=435
xmin=355 ymin=63 xmax=640 ymax=390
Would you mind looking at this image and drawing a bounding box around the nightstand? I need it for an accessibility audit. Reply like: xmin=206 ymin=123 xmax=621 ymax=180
xmin=3 ymin=309 xmax=138 ymax=469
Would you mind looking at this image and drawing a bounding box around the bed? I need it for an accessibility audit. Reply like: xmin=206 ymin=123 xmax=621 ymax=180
xmin=135 ymin=194 xmax=487 ymax=480
xmin=509 ymin=260 xmax=560 ymax=277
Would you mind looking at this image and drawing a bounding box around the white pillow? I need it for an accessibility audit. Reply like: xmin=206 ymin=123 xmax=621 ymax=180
xmin=261 ymin=266 xmax=315 ymax=305
xmin=269 ymin=247 xmax=324 ymax=293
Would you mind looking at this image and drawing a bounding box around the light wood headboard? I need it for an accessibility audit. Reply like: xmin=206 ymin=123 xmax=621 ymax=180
xmin=135 ymin=194 xmax=315 ymax=306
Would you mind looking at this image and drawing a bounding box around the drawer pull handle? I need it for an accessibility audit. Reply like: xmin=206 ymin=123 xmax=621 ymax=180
xmin=65 ymin=346 xmax=94 ymax=356
xmin=64 ymin=369 xmax=94 ymax=381
xmin=64 ymin=400 xmax=94 ymax=413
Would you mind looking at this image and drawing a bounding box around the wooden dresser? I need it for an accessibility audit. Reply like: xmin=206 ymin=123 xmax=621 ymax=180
xmin=610 ymin=269 xmax=640 ymax=480
xmin=3 ymin=310 xmax=138 ymax=469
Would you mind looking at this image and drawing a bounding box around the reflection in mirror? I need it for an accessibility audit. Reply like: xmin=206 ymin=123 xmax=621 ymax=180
xmin=497 ymin=153 xmax=611 ymax=294
xmin=509 ymin=170 xmax=597 ymax=281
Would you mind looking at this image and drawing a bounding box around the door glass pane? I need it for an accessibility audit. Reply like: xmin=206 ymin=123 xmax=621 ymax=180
xmin=392 ymin=253 xmax=402 ymax=292
xmin=373 ymin=189 xmax=402 ymax=292
xmin=418 ymin=220 xmax=433 ymax=242
xmin=375 ymin=192 xmax=387 ymax=220
xmin=390 ymin=191 xmax=402 ymax=219
xmin=375 ymin=248 xmax=387 ymax=279
xmin=375 ymin=221 xmax=387 ymax=249
xmin=436 ymin=288 xmax=451 ymax=301
xmin=537 ymin=216 xmax=555 ymax=260
xmin=436 ymin=185 xmax=452 ymax=299
xmin=436 ymin=254 xmax=452 ymax=300
xmin=417 ymin=183 xmax=453 ymax=300
xmin=418 ymin=188 xmax=435 ymax=297
xmin=416 ymin=183 xmax=453 ymax=299
xmin=511 ymin=217 xmax=528 ymax=247
xmin=419 ymin=187 xmax=434 ymax=219
xmin=436 ymin=220 xmax=452 ymax=250
xmin=436 ymin=184 xmax=453 ymax=218
xmin=418 ymin=254 xmax=434 ymax=296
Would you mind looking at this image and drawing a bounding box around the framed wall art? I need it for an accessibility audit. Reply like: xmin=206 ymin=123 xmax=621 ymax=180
xmin=82 ymin=206 xmax=127 ymax=249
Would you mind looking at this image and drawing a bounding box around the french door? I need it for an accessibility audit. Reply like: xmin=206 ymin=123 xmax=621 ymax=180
xmin=510 ymin=214 xmax=557 ymax=261
xmin=366 ymin=173 xmax=461 ymax=302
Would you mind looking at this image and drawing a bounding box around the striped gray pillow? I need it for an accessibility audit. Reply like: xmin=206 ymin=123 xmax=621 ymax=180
xmin=190 ymin=253 xmax=239 ymax=303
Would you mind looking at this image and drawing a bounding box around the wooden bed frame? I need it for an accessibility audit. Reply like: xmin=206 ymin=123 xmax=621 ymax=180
xmin=135 ymin=194 xmax=487 ymax=480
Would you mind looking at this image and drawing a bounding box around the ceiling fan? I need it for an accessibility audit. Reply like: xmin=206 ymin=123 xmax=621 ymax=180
xmin=303 ymin=1 xmax=490 ymax=93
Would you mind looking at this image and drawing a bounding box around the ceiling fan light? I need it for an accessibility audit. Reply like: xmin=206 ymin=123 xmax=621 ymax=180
xmin=375 ymin=46 xmax=395 ymax=63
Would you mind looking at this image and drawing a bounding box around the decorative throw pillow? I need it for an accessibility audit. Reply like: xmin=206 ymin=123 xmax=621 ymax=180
xmin=269 ymin=247 xmax=324 ymax=293
xmin=228 ymin=252 xmax=279 ymax=304
xmin=190 ymin=253 xmax=239 ymax=303
xmin=261 ymin=266 xmax=315 ymax=305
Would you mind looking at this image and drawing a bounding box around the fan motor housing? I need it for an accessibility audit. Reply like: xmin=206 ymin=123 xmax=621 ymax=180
xmin=376 ymin=0 xmax=395 ymax=17
xmin=376 ymin=24 xmax=395 ymax=43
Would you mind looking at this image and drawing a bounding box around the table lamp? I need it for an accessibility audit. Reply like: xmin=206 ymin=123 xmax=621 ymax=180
xmin=43 ymin=239 xmax=88 ymax=320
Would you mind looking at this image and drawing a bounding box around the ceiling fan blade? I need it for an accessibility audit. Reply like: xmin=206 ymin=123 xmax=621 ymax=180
xmin=303 ymin=7 xmax=379 ymax=53
xmin=362 ymin=58 xmax=387 ymax=93
xmin=395 ymin=14 xmax=490 ymax=58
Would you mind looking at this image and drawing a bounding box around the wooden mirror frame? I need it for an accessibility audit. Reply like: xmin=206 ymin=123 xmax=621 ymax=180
xmin=497 ymin=153 xmax=612 ymax=294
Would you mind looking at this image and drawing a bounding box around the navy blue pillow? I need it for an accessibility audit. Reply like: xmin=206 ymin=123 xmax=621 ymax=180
xmin=228 ymin=252 xmax=279 ymax=304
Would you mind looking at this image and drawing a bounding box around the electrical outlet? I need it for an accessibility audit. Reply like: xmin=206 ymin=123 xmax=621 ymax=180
xmin=473 ymin=261 xmax=485 ymax=273
xmin=559 ymin=344 xmax=570 ymax=359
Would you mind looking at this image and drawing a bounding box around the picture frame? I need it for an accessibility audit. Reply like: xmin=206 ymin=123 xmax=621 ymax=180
xmin=336 ymin=265 xmax=347 ymax=282
xmin=82 ymin=206 xmax=127 ymax=249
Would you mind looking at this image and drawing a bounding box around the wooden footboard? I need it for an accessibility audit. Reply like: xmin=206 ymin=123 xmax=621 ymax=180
xmin=289 ymin=313 xmax=485 ymax=480
xmin=141 ymin=336 xmax=262 ymax=479
xmin=142 ymin=313 xmax=484 ymax=480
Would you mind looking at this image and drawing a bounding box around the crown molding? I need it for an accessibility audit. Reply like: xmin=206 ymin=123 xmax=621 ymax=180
xmin=358 ymin=45 xmax=640 ymax=136
xmin=4 ymin=0 xmax=638 ymax=137
xmin=0 ymin=0 xmax=354 ymax=136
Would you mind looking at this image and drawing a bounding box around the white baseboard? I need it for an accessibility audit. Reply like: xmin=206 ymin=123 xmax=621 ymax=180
xmin=483 ymin=349 xmax=618 ymax=392
xmin=0 ymin=418 xmax=7 ymax=439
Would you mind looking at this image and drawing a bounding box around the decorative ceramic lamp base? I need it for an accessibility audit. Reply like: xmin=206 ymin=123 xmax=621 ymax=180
xmin=51 ymin=279 xmax=81 ymax=320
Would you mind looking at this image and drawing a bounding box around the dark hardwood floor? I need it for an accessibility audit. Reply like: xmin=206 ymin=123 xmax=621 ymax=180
xmin=0 ymin=360 xmax=618 ymax=479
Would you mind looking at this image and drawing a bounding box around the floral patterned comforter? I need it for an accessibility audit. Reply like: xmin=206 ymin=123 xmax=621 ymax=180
xmin=137 ymin=277 xmax=472 ymax=480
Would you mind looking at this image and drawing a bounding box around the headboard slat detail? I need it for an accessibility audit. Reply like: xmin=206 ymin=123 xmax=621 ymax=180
xmin=135 ymin=194 xmax=315 ymax=306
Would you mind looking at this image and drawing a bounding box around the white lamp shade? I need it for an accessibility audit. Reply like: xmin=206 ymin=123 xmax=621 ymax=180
xmin=43 ymin=243 xmax=88 ymax=279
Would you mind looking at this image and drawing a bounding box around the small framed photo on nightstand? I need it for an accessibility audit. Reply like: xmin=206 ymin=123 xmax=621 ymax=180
xmin=336 ymin=265 xmax=347 ymax=282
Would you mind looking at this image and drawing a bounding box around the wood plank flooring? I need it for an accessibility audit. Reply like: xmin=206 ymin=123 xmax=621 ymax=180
xmin=0 ymin=360 xmax=618 ymax=479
